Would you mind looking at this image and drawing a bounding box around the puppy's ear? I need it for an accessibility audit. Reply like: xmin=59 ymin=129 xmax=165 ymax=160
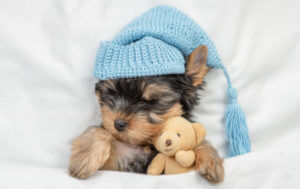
xmin=191 ymin=123 xmax=206 ymax=145
xmin=186 ymin=45 xmax=210 ymax=86
xmin=95 ymin=84 xmax=101 ymax=101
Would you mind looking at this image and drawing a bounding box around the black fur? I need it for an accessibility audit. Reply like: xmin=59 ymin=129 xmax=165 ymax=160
xmin=125 ymin=146 xmax=158 ymax=173
xmin=95 ymin=74 xmax=203 ymax=173
xmin=96 ymin=74 xmax=201 ymax=121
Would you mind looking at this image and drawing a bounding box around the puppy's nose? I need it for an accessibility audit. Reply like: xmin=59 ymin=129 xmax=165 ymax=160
xmin=114 ymin=119 xmax=128 ymax=131
xmin=165 ymin=139 xmax=172 ymax=146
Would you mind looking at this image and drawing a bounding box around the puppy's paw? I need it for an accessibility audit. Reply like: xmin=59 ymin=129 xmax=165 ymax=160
xmin=194 ymin=141 xmax=224 ymax=183
xmin=68 ymin=126 xmax=112 ymax=179
xmin=195 ymin=154 xmax=224 ymax=183
xmin=69 ymin=151 xmax=102 ymax=179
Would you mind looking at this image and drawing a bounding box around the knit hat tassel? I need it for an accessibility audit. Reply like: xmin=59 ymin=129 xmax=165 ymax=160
xmin=94 ymin=5 xmax=251 ymax=157
xmin=222 ymin=66 xmax=251 ymax=157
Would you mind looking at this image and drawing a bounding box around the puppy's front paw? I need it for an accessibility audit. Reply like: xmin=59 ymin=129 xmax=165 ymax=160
xmin=195 ymin=155 xmax=224 ymax=183
xmin=194 ymin=141 xmax=224 ymax=183
xmin=68 ymin=126 xmax=112 ymax=179
xmin=69 ymin=151 xmax=100 ymax=179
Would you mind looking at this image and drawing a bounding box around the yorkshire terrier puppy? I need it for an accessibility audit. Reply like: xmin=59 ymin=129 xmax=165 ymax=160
xmin=69 ymin=46 xmax=224 ymax=183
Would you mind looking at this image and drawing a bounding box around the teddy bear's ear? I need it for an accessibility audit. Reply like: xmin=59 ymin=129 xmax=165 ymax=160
xmin=191 ymin=123 xmax=206 ymax=145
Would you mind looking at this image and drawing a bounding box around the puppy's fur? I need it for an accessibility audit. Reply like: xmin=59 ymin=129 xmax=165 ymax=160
xmin=69 ymin=46 xmax=224 ymax=183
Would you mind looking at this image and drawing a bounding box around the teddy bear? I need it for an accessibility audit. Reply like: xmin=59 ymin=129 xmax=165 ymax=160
xmin=147 ymin=116 xmax=206 ymax=175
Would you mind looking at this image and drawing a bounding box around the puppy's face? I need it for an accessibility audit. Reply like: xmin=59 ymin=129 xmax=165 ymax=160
xmin=95 ymin=46 xmax=209 ymax=146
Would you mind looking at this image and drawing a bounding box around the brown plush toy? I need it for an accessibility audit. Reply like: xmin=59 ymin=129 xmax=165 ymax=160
xmin=147 ymin=116 xmax=206 ymax=175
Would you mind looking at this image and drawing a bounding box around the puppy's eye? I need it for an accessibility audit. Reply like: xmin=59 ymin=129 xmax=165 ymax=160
xmin=177 ymin=133 xmax=180 ymax=137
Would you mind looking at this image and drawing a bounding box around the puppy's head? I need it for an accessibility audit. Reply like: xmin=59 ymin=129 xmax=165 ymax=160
xmin=95 ymin=46 xmax=209 ymax=145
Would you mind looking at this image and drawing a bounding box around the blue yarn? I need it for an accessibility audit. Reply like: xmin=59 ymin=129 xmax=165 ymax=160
xmin=94 ymin=5 xmax=251 ymax=157
xmin=94 ymin=6 xmax=223 ymax=80
xmin=222 ymin=66 xmax=251 ymax=156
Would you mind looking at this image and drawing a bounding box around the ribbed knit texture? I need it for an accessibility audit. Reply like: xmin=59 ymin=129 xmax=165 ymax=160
xmin=94 ymin=5 xmax=251 ymax=157
xmin=94 ymin=5 xmax=222 ymax=80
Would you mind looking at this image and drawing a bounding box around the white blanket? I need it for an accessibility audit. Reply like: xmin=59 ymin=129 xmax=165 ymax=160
xmin=1 ymin=0 xmax=299 ymax=188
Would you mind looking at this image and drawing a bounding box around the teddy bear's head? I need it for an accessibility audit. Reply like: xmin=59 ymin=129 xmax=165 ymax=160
xmin=153 ymin=117 xmax=206 ymax=156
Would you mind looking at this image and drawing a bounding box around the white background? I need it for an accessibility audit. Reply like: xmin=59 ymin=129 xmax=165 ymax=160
xmin=0 ymin=0 xmax=299 ymax=188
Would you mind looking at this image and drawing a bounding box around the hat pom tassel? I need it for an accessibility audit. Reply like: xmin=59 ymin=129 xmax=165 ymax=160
xmin=225 ymin=87 xmax=251 ymax=157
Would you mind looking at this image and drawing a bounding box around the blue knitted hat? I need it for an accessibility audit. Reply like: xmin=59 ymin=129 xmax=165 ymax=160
xmin=94 ymin=6 xmax=251 ymax=157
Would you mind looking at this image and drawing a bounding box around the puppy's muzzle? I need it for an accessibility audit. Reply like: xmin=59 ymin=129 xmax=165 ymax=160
xmin=114 ymin=119 xmax=128 ymax=131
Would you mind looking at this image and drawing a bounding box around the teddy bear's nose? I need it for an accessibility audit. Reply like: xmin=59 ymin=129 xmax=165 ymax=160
xmin=165 ymin=139 xmax=172 ymax=146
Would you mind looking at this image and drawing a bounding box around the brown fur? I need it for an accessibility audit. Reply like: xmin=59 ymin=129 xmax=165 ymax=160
xmin=194 ymin=140 xmax=224 ymax=183
xmin=101 ymin=103 xmax=183 ymax=145
xmin=69 ymin=45 xmax=224 ymax=182
xmin=69 ymin=126 xmax=112 ymax=179
xmin=101 ymin=140 xmax=152 ymax=171
xmin=69 ymin=126 xmax=155 ymax=177
xmin=186 ymin=46 xmax=210 ymax=86
xmin=143 ymin=84 xmax=171 ymax=100
xmin=159 ymin=103 xmax=184 ymax=120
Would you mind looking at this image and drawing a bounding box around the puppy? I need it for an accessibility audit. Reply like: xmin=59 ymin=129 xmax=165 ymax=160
xmin=69 ymin=46 xmax=224 ymax=183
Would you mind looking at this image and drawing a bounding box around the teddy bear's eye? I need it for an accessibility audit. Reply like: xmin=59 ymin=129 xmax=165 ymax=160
xmin=177 ymin=133 xmax=180 ymax=137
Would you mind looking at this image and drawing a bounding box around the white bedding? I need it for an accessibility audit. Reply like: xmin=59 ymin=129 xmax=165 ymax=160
xmin=1 ymin=0 xmax=300 ymax=188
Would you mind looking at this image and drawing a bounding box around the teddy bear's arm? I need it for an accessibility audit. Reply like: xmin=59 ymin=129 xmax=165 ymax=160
xmin=147 ymin=153 xmax=166 ymax=175
xmin=175 ymin=150 xmax=196 ymax=167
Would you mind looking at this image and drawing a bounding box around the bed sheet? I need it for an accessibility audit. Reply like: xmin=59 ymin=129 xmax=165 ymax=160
xmin=0 ymin=0 xmax=300 ymax=188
